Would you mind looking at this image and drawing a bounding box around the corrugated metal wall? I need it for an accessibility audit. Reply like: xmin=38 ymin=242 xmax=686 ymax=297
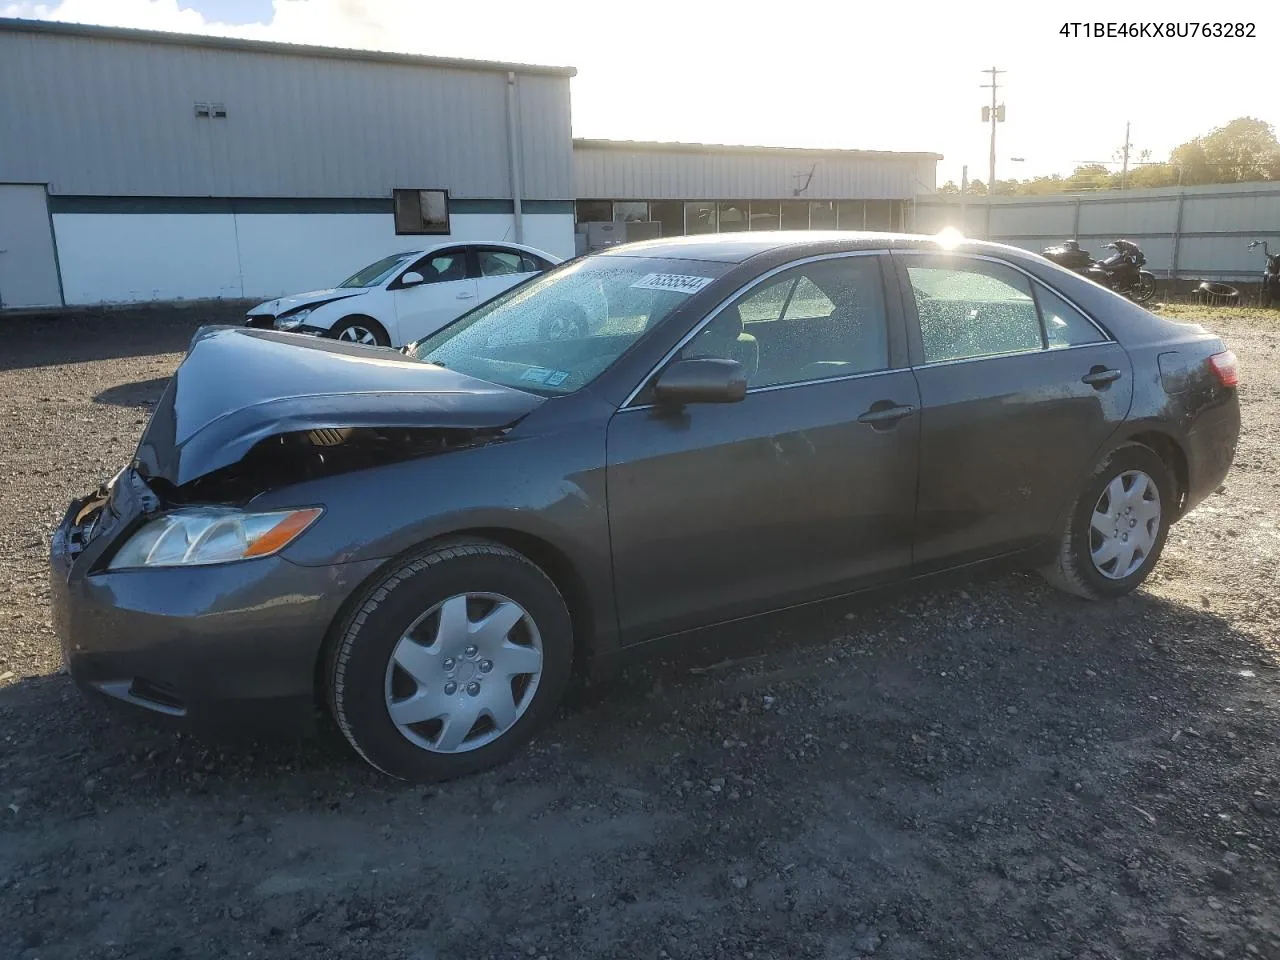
xmin=0 ymin=28 xmax=573 ymax=200
xmin=915 ymin=183 xmax=1280 ymax=280
xmin=573 ymin=144 xmax=936 ymax=201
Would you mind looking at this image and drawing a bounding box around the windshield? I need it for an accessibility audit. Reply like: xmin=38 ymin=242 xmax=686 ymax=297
xmin=339 ymin=252 xmax=417 ymax=288
xmin=408 ymin=256 xmax=731 ymax=394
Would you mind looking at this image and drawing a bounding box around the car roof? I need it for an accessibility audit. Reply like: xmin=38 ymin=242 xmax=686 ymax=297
xmin=594 ymin=231 xmax=1018 ymax=264
xmin=395 ymin=240 xmax=561 ymax=262
xmin=412 ymin=239 xmax=557 ymax=255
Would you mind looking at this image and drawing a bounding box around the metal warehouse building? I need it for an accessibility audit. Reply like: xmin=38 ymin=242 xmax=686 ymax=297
xmin=572 ymin=139 xmax=940 ymax=251
xmin=0 ymin=18 xmax=939 ymax=309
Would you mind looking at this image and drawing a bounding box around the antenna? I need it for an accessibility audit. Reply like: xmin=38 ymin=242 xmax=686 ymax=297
xmin=793 ymin=163 xmax=817 ymax=197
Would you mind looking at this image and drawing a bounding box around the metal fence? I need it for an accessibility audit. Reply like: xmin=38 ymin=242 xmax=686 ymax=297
xmin=913 ymin=182 xmax=1280 ymax=281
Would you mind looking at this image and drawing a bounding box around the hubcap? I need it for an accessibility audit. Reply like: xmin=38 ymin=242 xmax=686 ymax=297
xmin=337 ymin=325 xmax=378 ymax=345
xmin=1089 ymin=470 xmax=1161 ymax=580
xmin=383 ymin=593 xmax=543 ymax=754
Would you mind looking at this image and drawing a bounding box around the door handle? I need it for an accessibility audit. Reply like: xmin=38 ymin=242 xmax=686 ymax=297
xmin=1081 ymin=367 xmax=1122 ymax=388
xmin=857 ymin=402 xmax=916 ymax=427
xmin=456 ymin=292 xmax=475 ymax=300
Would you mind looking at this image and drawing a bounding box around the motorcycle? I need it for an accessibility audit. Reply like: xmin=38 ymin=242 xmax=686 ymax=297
xmin=1041 ymin=239 xmax=1094 ymax=272
xmin=1247 ymin=239 xmax=1280 ymax=307
xmin=1043 ymin=238 xmax=1158 ymax=303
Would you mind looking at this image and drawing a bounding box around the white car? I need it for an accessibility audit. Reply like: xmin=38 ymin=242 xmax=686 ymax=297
xmin=245 ymin=241 xmax=562 ymax=347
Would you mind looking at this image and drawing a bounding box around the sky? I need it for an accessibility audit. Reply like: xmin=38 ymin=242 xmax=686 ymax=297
xmin=2 ymin=0 xmax=1274 ymax=186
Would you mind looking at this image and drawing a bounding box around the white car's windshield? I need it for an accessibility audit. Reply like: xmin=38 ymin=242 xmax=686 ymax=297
xmin=408 ymin=256 xmax=731 ymax=395
xmin=339 ymin=252 xmax=417 ymax=288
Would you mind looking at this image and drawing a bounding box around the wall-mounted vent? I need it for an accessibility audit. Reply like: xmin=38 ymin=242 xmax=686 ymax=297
xmin=211 ymin=103 xmax=227 ymax=119
xmin=194 ymin=102 xmax=210 ymax=118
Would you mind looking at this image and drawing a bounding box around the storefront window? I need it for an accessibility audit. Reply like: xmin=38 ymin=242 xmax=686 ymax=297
xmin=836 ymin=201 xmax=866 ymax=230
xmin=780 ymin=201 xmax=810 ymax=230
xmin=865 ymin=200 xmax=894 ymax=231
xmin=749 ymin=201 xmax=781 ymax=231
xmin=809 ymin=201 xmax=836 ymax=229
xmin=613 ymin=201 xmax=650 ymax=222
xmin=575 ymin=200 xmax=612 ymax=224
xmin=649 ymin=201 xmax=684 ymax=237
xmin=684 ymin=201 xmax=717 ymax=234
xmin=718 ymin=201 xmax=750 ymax=232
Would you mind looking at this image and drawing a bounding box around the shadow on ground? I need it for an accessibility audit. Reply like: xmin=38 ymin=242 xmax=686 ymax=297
xmin=3 ymin=575 xmax=1278 ymax=960
xmin=93 ymin=377 xmax=170 ymax=407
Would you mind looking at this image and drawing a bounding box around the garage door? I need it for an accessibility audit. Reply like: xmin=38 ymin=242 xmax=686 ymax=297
xmin=0 ymin=184 xmax=62 ymax=308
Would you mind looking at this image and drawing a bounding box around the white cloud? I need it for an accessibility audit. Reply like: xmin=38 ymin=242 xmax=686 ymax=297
xmin=3 ymin=0 xmax=1276 ymax=183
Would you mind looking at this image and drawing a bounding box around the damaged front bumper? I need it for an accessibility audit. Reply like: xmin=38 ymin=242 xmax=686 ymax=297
xmin=50 ymin=468 xmax=382 ymax=736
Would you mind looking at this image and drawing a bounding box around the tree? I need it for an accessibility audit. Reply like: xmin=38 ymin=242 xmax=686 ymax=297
xmin=938 ymin=117 xmax=1280 ymax=197
xmin=1171 ymin=118 xmax=1280 ymax=184
xmin=1126 ymin=162 xmax=1177 ymax=189
xmin=1065 ymin=164 xmax=1114 ymax=192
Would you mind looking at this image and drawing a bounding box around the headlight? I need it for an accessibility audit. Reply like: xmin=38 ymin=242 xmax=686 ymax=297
xmin=108 ymin=507 xmax=322 ymax=570
xmin=275 ymin=308 xmax=312 ymax=330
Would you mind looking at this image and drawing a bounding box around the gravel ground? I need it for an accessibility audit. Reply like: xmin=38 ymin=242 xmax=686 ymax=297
xmin=2 ymin=305 xmax=1278 ymax=960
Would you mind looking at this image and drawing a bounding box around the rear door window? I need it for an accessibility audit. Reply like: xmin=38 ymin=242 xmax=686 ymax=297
xmin=905 ymin=261 xmax=1043 ymax=362
xmin=477 ymin=249 xmax=531 ymax=278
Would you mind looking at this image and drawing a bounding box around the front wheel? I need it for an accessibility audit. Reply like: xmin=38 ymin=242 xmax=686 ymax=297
xmin=1040 ymin=444 xmax=1173 ymax=600
xmin=329 ymin=315 xmax=391 ymax=347
xmin=328 ymin=540 xmax=574 ymax=781
xmin=1132 ymin=272 xmax=1157 ymax=303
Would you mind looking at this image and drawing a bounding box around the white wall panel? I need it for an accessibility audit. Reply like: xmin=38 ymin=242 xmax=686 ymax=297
xmin=51 ymin=211 xmax=576 ymax=304
xmin=53 ymin=213 xmax=243 ymax=303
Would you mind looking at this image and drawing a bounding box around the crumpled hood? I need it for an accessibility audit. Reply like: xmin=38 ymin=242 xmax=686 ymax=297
xmin=134 ymin=326 xmax=543 ymax=486
xmin=248 ymin=287 xmax=363 ymax=317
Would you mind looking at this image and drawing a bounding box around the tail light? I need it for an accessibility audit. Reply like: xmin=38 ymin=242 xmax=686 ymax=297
xmin=1208 ymin=351 xmax=1239 ymax=388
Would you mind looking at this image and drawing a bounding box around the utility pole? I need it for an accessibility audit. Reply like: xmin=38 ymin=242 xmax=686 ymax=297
xmin=1120 ymin=120 xmax=1131 ymax=190
xmin=980 ymin=67 xmax=1004 ymax=239
xmin=960 ymin=164 xmax=969 ymax=234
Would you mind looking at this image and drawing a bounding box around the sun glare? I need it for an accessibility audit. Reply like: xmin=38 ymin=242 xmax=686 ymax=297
xmin=935 ymin=227 xmax=965 ymax=249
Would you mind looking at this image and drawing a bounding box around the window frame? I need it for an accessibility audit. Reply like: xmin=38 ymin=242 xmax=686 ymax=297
xmin=891 ymin=251 xmax=1112 ymax=369
xmin=470 ymin=246 xmax=543 ymax=279
xmin=1033 ymin=283 xmax=1107 ymax=350
xmin=388 ymin=247 xmax=469 ymax=290
xmin=393 ymin=188 xmax=451 ymax=236
xmin=621 ymin=250 xmax=905 ymax=409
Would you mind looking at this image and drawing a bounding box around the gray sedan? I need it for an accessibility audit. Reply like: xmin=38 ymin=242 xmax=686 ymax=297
xmin=51 ymin=232 xmax=1240 ymax=781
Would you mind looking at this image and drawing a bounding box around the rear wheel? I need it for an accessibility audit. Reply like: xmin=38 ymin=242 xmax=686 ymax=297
xmin=330 ymin=315 xmax=390 ymax=347
xmin=328 ymin=540 xmax=573 ymax=781
xmin=1040 ymin=444 xmax=1173 ymax=600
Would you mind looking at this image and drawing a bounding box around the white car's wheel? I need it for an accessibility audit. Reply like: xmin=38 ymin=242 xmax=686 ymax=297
xmin=330 ymin=316 xmax=390 ymax=347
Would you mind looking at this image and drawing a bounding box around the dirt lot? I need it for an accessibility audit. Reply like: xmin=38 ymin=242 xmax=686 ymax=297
xmin=2 ymin=305 xmax=1278 ymax=960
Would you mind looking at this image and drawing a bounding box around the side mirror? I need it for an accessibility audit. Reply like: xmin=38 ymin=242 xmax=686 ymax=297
xmin=400 ymin=271 xmax=426 ymax=287
xmin=652 ymin=358 xmax=746 ymax=407
xmin=1248 ymin=241 xmax=1261 ymax=249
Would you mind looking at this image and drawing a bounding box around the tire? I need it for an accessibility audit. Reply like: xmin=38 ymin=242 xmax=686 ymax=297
xmin=329 ymin=315 xmax=391 ymax=347
xmin=1039 ymin=444 xmax=1174 ymax=600
xmin=1133 ymin=272 xmax=1157 ymax=303
xmin=327 ymin=539 xmax=573 ymax=781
